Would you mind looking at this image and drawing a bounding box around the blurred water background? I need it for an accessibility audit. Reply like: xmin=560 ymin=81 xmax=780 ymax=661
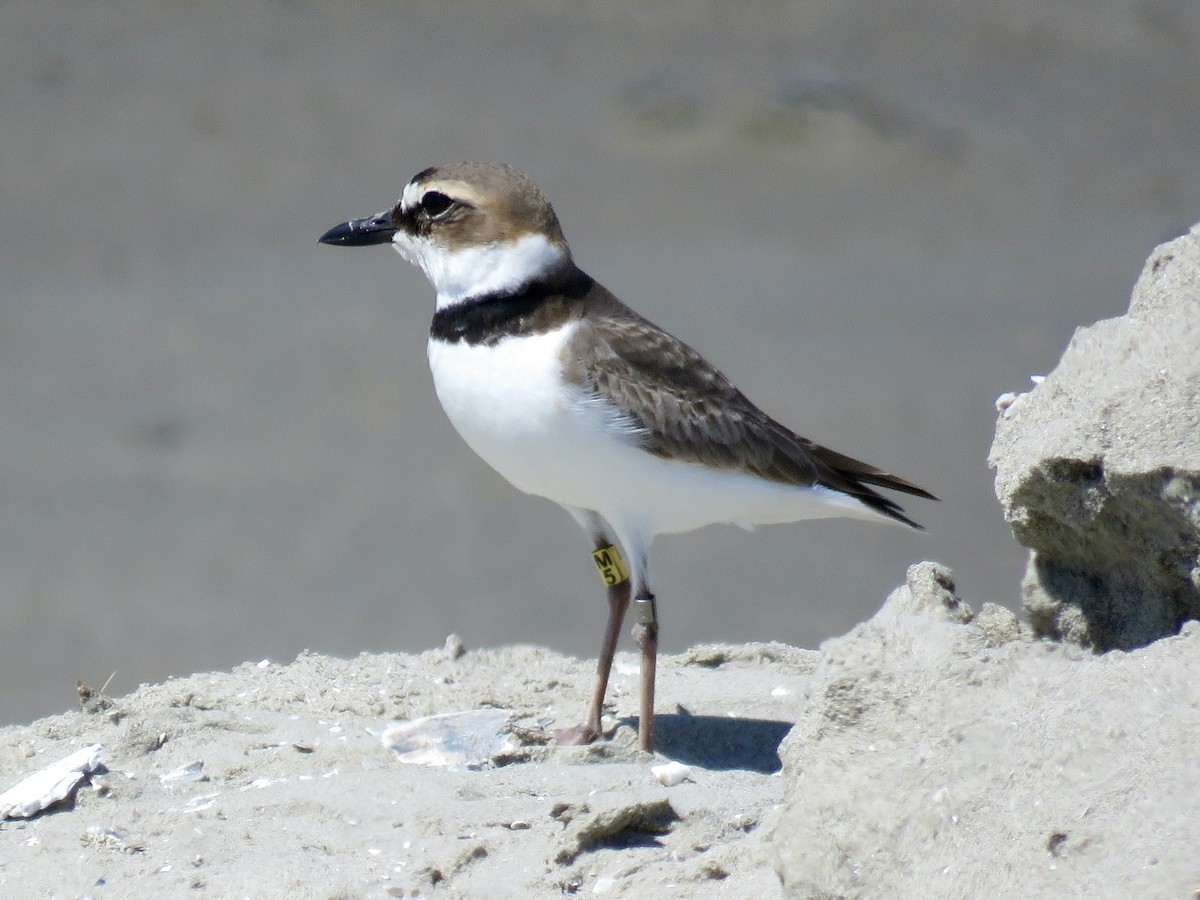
xmin=2 ymin=0 xmax=1197 ymax=722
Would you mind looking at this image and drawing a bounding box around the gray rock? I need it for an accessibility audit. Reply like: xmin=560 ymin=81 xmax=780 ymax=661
xmin=989 ymin=224 xmax=1200 ymax=649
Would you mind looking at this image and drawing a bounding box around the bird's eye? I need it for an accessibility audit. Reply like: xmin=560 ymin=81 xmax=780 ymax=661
xmin=421 ymin=191 xmax=454 ymax=219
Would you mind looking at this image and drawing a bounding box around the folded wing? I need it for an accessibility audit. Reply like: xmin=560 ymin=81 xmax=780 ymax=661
xmin=568 ymin=295 xmax=936 ymax=528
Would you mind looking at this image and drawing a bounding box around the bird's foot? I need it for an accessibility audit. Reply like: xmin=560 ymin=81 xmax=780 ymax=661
xmin=553 ymin=723 xmax=603 ymax=746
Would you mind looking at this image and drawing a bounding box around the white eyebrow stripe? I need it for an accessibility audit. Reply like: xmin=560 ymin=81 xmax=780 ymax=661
xmin=400 ymin=180 xmax=424 ymax=212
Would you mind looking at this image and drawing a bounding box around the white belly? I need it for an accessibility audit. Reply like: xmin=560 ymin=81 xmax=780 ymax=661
xmin=426 ymin=324 xmax=885 ymax=537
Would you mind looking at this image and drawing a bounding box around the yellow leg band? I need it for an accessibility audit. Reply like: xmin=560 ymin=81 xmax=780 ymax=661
xmin=591 ymin=544 xmax=630 ymax=586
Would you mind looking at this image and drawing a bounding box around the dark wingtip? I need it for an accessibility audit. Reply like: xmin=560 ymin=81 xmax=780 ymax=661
xmin=867 ymin=474 xmax=939 ymax=502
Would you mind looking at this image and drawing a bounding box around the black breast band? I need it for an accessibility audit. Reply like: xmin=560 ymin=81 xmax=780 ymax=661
xmin=429 ymin=271 xmax=591 ymax=346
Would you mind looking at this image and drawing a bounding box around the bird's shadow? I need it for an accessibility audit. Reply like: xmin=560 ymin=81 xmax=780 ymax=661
xmin=628 ymin=714 xmax=793 ymax=774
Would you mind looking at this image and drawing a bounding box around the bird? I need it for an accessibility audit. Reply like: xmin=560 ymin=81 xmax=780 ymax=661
xmin=319 ymin=162 xmax=935 ymax=752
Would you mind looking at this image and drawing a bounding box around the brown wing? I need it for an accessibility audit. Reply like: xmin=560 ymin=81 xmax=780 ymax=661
xmin=568 ymin=290 xmax=936 ymax=527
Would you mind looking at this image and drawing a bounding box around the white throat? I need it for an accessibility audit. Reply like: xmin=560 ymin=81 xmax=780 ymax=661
xmin=393 ymin=231 xmax=568 ymax=310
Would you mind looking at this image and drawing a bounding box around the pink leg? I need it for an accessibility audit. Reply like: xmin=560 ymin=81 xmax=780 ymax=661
xmin=555 ymin=579 xmax=630 ymax=745
xmin=631 ymin=592 xmax=658 ymax=753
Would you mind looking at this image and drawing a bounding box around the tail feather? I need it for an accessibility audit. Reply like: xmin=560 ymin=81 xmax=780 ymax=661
xmin=853 ymin=489 xmax=927 ymax=530
xmin=796 ymin=435 xmax=936 ymax=530
xmin=763 ymin=419 xmax=937 ymax=529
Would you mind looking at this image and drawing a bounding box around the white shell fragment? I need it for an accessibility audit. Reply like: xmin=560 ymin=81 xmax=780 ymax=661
xmin=996 ymin=376 xmax=1046 ymax=417
xmin=381 ymin=709 xmax=514 ymax=768
xmin=651 ymin=760 xmax=693 ymax=787
xmin=0 ymin=743 xmax=105 ymax=819
xmin=160 ymin=760 xmax=207 ymax=784
xmin=994 ymin=391 xmax=1018 ymax=413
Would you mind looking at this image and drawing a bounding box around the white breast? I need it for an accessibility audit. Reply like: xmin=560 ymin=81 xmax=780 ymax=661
xmin=426 ymin=323 xmax=637 ymax=502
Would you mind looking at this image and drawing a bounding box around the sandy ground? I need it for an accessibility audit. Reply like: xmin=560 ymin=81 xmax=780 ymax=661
xmin=3 ymin=0 xmax=1199 ymax=724
xmin=0 ymin=640 xmax=808 ymax=897
xmin=3 ymin=563 xmax=1197 ymax=898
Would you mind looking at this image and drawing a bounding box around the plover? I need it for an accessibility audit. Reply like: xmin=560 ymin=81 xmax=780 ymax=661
xmin=319 ymin=162 xmax=935 ymax=752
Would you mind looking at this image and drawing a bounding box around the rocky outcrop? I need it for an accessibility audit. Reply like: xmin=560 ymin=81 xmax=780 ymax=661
xmin=771 ymin=232 xmax=1200 ymax=896
xmin=770 ymin=562 xmax=1200 ymax=899
xmin=989 ymin=225 xmax=1200 ymax=649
